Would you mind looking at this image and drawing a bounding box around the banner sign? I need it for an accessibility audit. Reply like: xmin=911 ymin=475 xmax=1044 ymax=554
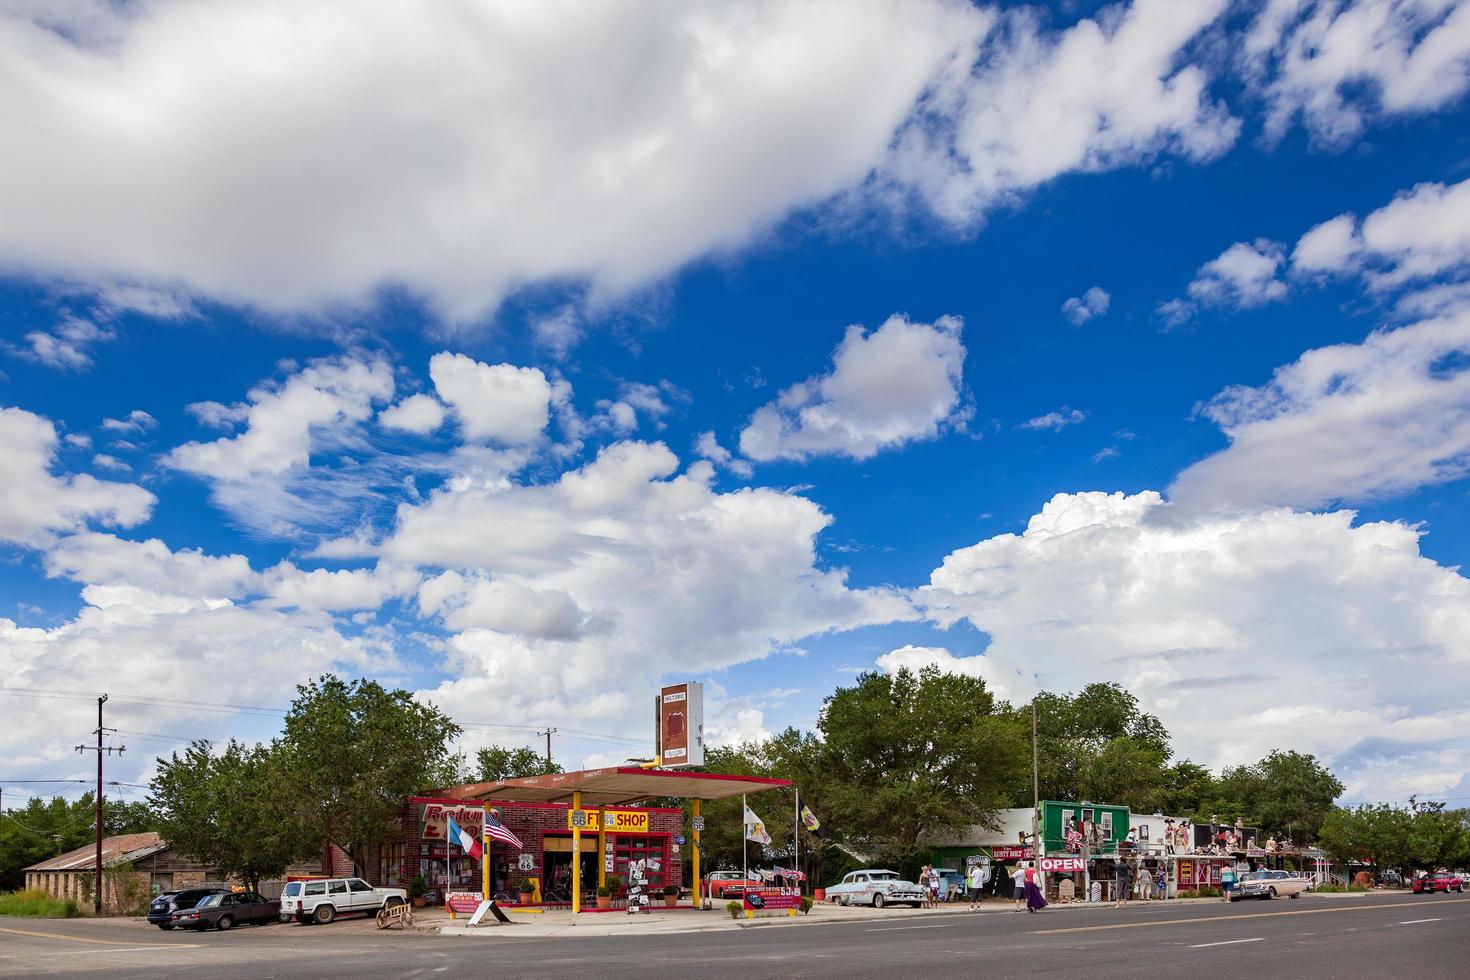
xmin=991 ymin=845 xmax=1033 ymax=861
xmin=743 ymin=888 xmax=801 ymax=912
xmin=1040 ymin=856 xmax=1085 ymax=872
xmin=566 ymin=808 xmax=652 ymax=833
xmin=446 ymin=891 xmax=482 ymax=914
xmin=421 ymin=804 xmax=485 ymax=844
xmin=657 ymin=682 xmax=705 ymax=768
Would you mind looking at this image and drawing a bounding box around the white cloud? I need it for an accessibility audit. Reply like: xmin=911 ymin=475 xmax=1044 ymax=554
xmin=91 ymin=453 xmax=130 ymax=472
xmin=533 ymin=307 xmax=582 ymax=361
xmin=739 ymin=314 xmax=967 ymax=462
xmin=1092 ymin=446 xmax=1121 ymax=463
xmin=1171 ymin=301 xmax=1470 ymax=512
xmin=877 ymin=643 xmax=1016 ymax=702
xmin=13 ymin=316 xmax=112 ymax=371
xmin=378 ymin=393 xmax=446 ymax=435
xmin=393 ymin=439 xmax=914 ymax=729
xmin=1291 ymin=213 xmax=1360 ymax=273
xmin=919 ymin=489 xmax=1470 ymax=800
xmin=885 ymin=0 xmax=1238 ymax=225
xmin=0 ymin=0 xmax=983 ymax=319
xmin=1164 ymin=240 xmax=1289 ymax=325
xmin=1245 ymin=0 xmax=1470 ymax=148
xmin=0 ymin=407 xmax=155 ymax=546
xmin=260 ymin=562 xmax=419 ymax=612
xmin=101 ymin=409 xmax=157 ymax=434
xmin=1061 ymin=286 xmax=1111 ymax=325
xmin=1019 ymin=407 xmax=1087 ymax=431
xmin=694 ymin=431 xmax=754 ymax=479
xmin=429 ymin=353 xmax=550 ymax=445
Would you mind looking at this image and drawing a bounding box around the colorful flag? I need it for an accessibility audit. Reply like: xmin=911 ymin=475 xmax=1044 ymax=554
xmin=447 ymin=814 xmax=483 ymax=860
xmin=744 ymin=803 xmax=771 ymax=844
xmin=800 ymin=803 xmax=829 ymax=839
xmin=484 ymin=810 xmax=524 ymax=850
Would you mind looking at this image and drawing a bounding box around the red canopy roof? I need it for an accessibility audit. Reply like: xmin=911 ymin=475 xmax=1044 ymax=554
xmin=441 ymin=766 xmax=790 ymax=807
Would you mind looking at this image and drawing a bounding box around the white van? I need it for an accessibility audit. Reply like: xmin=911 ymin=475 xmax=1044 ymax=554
xmin=284 ymin=877 xmax=407 ymax=924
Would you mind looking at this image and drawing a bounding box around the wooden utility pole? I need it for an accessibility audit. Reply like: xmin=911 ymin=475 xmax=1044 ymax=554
xmin=75 ymin=694 xmax=123 ymax=915
xmin=540 ymin=728 xmax=557 ymax=771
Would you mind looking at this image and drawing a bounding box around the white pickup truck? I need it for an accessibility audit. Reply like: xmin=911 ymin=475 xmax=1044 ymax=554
xmin=283 ymin=877 xmax=408 ymax=924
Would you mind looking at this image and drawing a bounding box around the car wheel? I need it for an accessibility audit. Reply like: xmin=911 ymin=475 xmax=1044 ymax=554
xmin=1267 ymin=887 xmax=1277 ymax=899
xmin=872 ymin=892 xmax=885 ymax=909
xmin=314 ymin=904 xmax=337 ymax=924
xmin=1289 ymin=892 xmax=1300 ymax=899
xmin=839 ymin=895 xmax=848 ymax=907
xmin=216 ymin=915 xmax=233 ymax=931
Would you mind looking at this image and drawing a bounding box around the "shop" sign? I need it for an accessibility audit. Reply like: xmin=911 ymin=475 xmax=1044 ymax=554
xmin=566 ymin=809 xmax=650 ymax=833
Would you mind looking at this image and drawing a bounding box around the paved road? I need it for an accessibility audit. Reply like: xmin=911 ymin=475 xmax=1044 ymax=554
xmin=3 ymin=893 xmax=1467 ymax=978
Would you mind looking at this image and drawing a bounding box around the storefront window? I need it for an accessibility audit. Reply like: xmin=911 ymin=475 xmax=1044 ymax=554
xmin=613 ymin=837 xmax=667 ymax=890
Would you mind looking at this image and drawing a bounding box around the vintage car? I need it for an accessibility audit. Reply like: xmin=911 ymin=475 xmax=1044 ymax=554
xmin=1231 ymin=869 xmax=1311 ymax=901
xmin=1412 ymin=871 xmax=1465 ymax=893
xmin=825 ymin=869 xmax=926 ymax=908
xmin=702 ymin=870 xmax=759 ymax=899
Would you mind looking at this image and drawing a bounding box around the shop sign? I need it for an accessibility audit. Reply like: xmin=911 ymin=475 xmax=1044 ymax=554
xmin=743 ymin=888 xmax=801 ymax=912
xmin=1040 ymin=856 xmax=1084 ymax=872
xmin=657 ymin=682 xmax=705 ymax=768
xmin=565 ymin=808 xmax=651 ymax=833
xmin=992 ymin=845 xmax=1033 ymax=861
xmin=446 ymin=891 xmax=481 ymax=914
xmin=421 ymin=804 xmax=485 ymax=843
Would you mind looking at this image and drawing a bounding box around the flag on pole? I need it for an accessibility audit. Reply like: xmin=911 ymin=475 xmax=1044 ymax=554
xmin=447 ymin=815 xmax=483 ymax=860
xmin=484 ymin=810 xmax=525 ymax=850
xmin=744 ymin=803 xmax=771 ymax=844
xmin=800 ymin=804 xmax=829 ymax=839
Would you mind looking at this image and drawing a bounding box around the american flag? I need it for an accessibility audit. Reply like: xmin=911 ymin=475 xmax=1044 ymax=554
xmin=484 ymin=810 xmax=524 ymax=850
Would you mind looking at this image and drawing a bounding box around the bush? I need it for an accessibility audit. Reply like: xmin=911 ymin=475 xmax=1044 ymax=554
xmin=0 ymin=890 xmax=81 ymax=918
xmin=408 ymin=876 xmax=427 ymax=898
xmin=596 ymin=885 xmax=611 ymax=898
xmin=1313 ymin=884 xmax=1369 ymax=893
xmin=726 ymin=899 xmax=743 ymax=919
xmin=662 ymin=885 xmax=680 ymax=897
xmin=1176 ymin=887 xmax=1223 ymax=899
xmin=800 ymin=895 xmax=813 ymax=915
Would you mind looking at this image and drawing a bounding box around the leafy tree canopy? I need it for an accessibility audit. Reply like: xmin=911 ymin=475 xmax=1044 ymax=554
xmin=474 ymin=745 xmax=561 ymax=781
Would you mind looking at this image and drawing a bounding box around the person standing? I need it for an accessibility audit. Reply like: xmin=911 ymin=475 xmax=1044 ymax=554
xmin=1138 ymin=865 xmax=1153 ymax=903
xmin=1013 ymin=864 xmax=1027 ymax=911
xmin=1113 ymin=860 xmax=1131 ymax=909
xmin=1220 ymin=865 xmax=1237 ymax=903
xmin=966 ymin=863 xmax=985 ymax=910
xmin=1023 ymin=862 xmax=1048 ymax=913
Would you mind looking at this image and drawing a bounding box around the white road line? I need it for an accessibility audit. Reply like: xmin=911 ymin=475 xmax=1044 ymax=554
xmin=1398 ymin=918 xmax=1441 ymax=925
xmin=1189 ymin=937 xmax=1265 ymax=948
xmin=864 ymin=924 xmax=954 ymax=933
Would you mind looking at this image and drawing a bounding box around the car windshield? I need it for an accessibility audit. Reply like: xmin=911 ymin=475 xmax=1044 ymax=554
xmin=196 ymin=895 xmax=224 ymax=908
xmin=870 ymin=872 xmax=898 ymax=881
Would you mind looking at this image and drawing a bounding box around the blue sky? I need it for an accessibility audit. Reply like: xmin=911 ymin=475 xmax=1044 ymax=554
xmin=3 ymin=0 xmax=1470 ymax=810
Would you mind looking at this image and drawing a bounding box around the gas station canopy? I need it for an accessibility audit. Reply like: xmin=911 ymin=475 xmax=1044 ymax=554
xmin=442 ymin=766 xmax=790 ymax=807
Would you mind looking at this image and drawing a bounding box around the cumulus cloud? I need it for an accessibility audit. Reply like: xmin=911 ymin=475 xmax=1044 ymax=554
xmin=694 ymin=431 xmax=753 ymax=479
xmin=1171 ymin=301 xmax=1470 ymax=512
xmin=0 ymin=407 xmax=155 ymax=546
xmin=1245 ymin=0 xmax=1470 ymax=149
xmin=1061 ymin=286 xmax=1111 ymax=325
xmin=378 ymin=393 xmax=446 ymax=435
xmin=101 ymin=409 xmax=157 ymax=434
xmin=919 ymin=490 xmax=1470 ymax=799
xmin=12 ymin=316 xmax=113 ymax=371
xmin=429 ymin=353 xmax=550 ymax=445
xmin=1019 ymin=408 xmax=1087 ymax=431
xmin=392 ymin=440 xmax=914 ymax=728
xmin=739 ymin=314 xmax=967 ymax=462
xmin=1161 ymin=240 xmax=1288 ymax=325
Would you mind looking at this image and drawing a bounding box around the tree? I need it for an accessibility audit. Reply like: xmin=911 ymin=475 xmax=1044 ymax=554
xmin=278 ymin=675 xmax=461 ymax=872
xmin=0 ymin=793 xmax=160 ymax=891
xmin=816 ymin=666 xmax=1024 ymax=864
xmin=1406 ymin=802 xmax=1470 ymax=871
xmin=1213 ymin=751 xmax=1343 ymax=841
xmin=1319 ymin=804 xmax=1412 ymax=874
xmin=1019 ymin=682 xmax=1173 ymax=811
xmin=150 ymin=740 xmax=308 ymax=890
xmin=474 ymin=745 xmax=560 ymax=781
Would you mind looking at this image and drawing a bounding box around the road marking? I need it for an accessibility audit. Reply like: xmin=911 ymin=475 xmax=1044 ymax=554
xmin=1030 ymin=897 xmax=1470 ymax=936
xmin=0 ymin=925 xmax=200 ymax=948
xmin=864 ymin=924 xmax=953 ymax=933
xmin=1399 ymin=918 xmax=1440 ymax=925
xmin=1189 ymin=937 xmax=1264 ymax=948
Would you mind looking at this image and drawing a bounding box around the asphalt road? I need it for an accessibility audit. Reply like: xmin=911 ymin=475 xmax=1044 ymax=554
xmin=3 ymin=893 xmax=1467 ymax=978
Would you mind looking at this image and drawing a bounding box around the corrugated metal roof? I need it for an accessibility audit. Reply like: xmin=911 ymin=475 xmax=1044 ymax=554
xmin=24 ymin=832 xmax=169 ymax=872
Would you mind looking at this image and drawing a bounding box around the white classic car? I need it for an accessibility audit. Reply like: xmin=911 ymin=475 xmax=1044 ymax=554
xmin=1231 ymin=869 xmax=1312 ymax=901
xmin=825 ymin=870 xmax=926 ymax=908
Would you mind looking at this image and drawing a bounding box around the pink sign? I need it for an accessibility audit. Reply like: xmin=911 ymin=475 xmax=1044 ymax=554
xmin=1040 ymin=856 xmax=1084 ymax=872
xmin=446 ymin=891 xmax=482 ymax=914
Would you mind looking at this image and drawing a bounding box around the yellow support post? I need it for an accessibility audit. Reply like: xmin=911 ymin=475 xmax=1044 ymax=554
xmin=483 ymin=834 xmax=491 ymax=902
xmin=572 ymin=790 xmax=582 ymax=914
xmin=692 ymin=799 xmax=701 ymax=909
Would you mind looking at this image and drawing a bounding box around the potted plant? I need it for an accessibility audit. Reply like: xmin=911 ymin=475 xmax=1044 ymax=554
xmin=605 ymin=875 xmax=621 ymax=897
xmin=662 ymin=884 xmax=680 ymax=908
xmin=800 ymin=895 xmax=813 ymax=915
xmin=725 ymin=899 xmax=742 ymax=919
xmin=517 ymin=879 xmax=536 ymax=904
xmin=596 ymin=884 xmax=612 ymax=909
xmin=408 ymin=876 xmax=427 ymax=909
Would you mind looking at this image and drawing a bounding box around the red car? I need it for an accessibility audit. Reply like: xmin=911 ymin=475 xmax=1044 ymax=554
xmin=702 ymin=871 xmax=758 ymax=899
xmin=1412 ymin=872 xmax=1465 ymax=893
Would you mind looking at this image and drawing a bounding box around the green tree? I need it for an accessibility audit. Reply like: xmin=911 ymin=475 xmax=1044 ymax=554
xmin=279 ymin=675 xmax=461 ymax=872
xmin=1021 ymin=682 xmax=1173 ymax=811
xmin=149 ymin=740 xmax=308 ymax=890
xmin=1406 ymin=802 xmax=1470 ymax=871
xmin=1213 ymin=751 xmax=1343 ymax=841
xmin=0 ymin=793 xmax=159 ymax=891
xmin=474 ymin=745 xmax=561 ymax=781
xmin=816 ymin=666 xmax=1024 ymax=864
xmin=1318 ymin=804 xmax=1413 ymax=875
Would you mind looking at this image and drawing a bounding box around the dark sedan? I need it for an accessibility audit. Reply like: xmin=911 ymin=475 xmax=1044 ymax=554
xmin=170 ymin=890 xmax=280 ymax=930
xmin=147 ymin=887 xmax=229 ymax=929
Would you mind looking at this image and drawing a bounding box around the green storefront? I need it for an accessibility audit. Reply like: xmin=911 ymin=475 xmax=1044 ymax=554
xmin=1040 ymin=800 xmax=1130 ymax=856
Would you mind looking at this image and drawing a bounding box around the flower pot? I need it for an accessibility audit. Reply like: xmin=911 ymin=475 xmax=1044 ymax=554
xmin=664 ymin=895 xmax=677 ymax=908
xmin=518 ymin=892 xmax=535 ymax=905
xmin=411 ymin=897 xmax=426 ymax=909
xmin=597 ymin=895 xmax=611 ymax=909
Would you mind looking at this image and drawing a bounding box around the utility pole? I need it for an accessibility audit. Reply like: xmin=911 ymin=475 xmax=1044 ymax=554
xmin=75 ymin=695 xmax=124 ymax=915
xmin=539 ymin=728 xmax=557 ymax=772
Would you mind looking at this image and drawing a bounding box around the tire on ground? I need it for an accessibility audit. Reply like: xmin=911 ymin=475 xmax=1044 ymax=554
xmin=314 ymin=904 xmax=337 ymax=924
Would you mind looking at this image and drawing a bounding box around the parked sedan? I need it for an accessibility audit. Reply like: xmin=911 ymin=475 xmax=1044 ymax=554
xmin=1413 ymin=872 xmax=1465 ymax=893
xmin=702 ymin=871 xmax=758 ymax=899
xmin=147 ymin=887 xmax=229 ymax=929
xmin=825 ymin=870 xmax=926 ymax=908
xmin=1232 ymin=870 xmax=1311 ymax=901
xmin=170 ymin=890 xmax=280 ymax=930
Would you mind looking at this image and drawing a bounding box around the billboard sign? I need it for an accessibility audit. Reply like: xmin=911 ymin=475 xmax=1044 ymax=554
xmin=657 ymin=682 xmax=704 ymax=767
xmin=420 ymin=803 xmax=485 ymax=844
